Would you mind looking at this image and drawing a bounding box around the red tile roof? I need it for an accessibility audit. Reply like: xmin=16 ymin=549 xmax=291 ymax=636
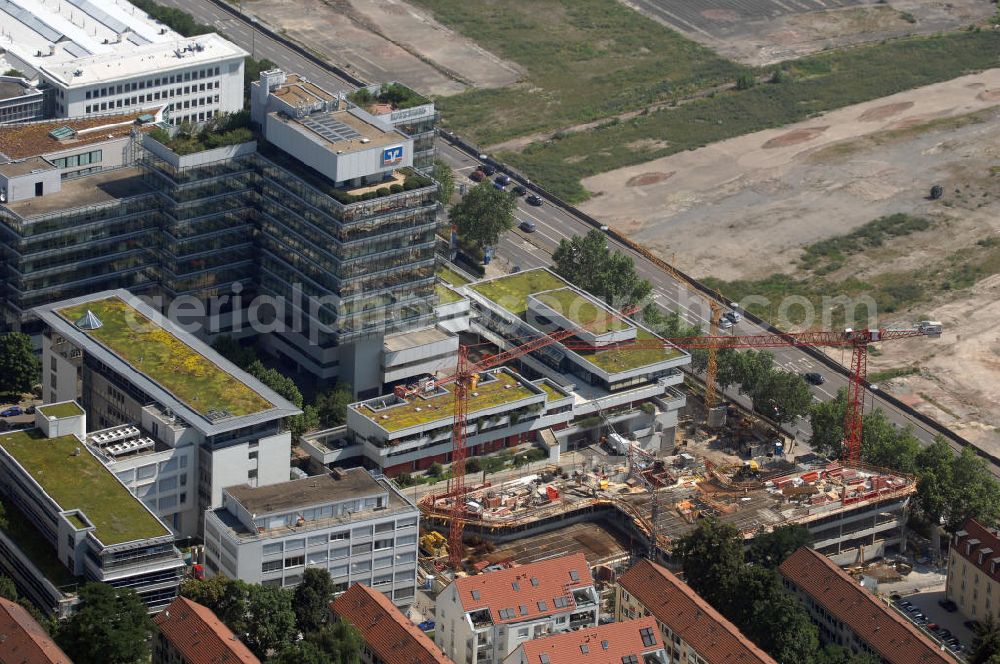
xmin=330 ymin=583 xmax=452 ymax=664
xmin=518 ymin=617 xmax=664 ymax=664
xmin=953 ymin=518 xmax=1000 ymax=583
xmin=778 ymin=548 xmax=951 ymax=664
xmin=153 ymin=597 xmax=259 ymax=664
xmin=618 ymin=559 xmax=776 ymax=664
xmin=0 ymin=597 xmax=72 ymax=664
xmin=453 ymin=553 xmax=593 ymax=625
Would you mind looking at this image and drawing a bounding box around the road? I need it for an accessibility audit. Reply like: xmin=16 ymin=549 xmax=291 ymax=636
xmin=163 ymin=0 xmax=978 ymax=468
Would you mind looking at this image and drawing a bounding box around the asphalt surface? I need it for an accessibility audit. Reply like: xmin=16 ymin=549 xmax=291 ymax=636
xmin=161 ymin=0 xmax=983 ymax=471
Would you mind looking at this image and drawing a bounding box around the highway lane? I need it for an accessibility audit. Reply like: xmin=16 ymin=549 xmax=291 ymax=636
xmin=168 ymin=0 xmax=976 ymax=466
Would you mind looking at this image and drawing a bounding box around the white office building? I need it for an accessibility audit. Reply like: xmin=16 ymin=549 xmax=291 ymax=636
xmin=33 ymin=289 xmax=301 ymax=538
xmin=203 ymin=468 xmax=420 ymax=607
xmin=0 ymin=0 xmax=246 ymax=121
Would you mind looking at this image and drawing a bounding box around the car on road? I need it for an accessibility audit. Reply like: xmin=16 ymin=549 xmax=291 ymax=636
xmin=718 ymin=317 xmax=734 ymax=330
xmin=494 ymin=174 xmax=510 ymax=187
xmin=469 ymin=170 xmax=485 ymax=182
xmin=518 ymin=220 xmax=537 ymax=233
xmin=480 ymin=164 xmax=496 ymax=176
xmin=512 ymin=184 xmax=527 ymax=196
xmin=804 ymin=372 xmax=826 ymax=385
xmin=937 ymin=599 xmax=958 ymax=612
xmin=493 ymin=180 xmax=506 ymax=190
xmin=724 ymin=309 xmax=741 ymax=323
xmin=0 ymin=406 xmax=23 ymax=417
xmin=526 ymin=194 xmax=543 ymax=206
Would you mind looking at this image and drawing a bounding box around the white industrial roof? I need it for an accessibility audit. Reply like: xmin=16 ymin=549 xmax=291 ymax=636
xmin=0 ymin=0 xmax=245 ymax=86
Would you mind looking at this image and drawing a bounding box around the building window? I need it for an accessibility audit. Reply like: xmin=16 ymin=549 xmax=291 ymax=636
xmin=262 ymin=560 xmax=282 ymax=573
xmin=284 ymin=555 xmax=304 ymax=569
xmin=249 ymin=469 xmax=257 ymax=479
xmin=249 ymin=451 xmax=258 ymax=460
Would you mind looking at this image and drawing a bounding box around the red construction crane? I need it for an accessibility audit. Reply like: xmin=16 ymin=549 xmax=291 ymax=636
xmin=399 ymin=304 xmax=639 ymax=569
xmin=563 ymin=321 xmax=943 ymax=465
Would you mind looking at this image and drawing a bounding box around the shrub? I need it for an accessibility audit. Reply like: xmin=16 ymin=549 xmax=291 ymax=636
xmin=735 ymin=74 xmax=756 ymax=90
xmin=389 ymin=183 xmax=404 ymax=194
xmin=375 ymin=187 xmax=391 ymax=197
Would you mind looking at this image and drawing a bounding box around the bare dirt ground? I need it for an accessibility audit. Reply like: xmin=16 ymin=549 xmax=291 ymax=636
xmin=580 ymin=70 xmax=1000 ymax=449
xmin=620 ymin=0 xmax=992 ymax=65
xmin=237 ymin=0 xmax=522 ymax=95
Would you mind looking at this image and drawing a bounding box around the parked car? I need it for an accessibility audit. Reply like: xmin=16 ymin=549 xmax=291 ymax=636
xmin=469 ymin=170 xmax=485 ymax=182
xmin=925 ymin=623 xmax=939 ymax=632
xmin=718 ymin=317 xmax=734 ymax=330
xmin=494 ymin=174 xmax=511 ymax=187
xmin=519 ymin=220 xmax=537 ymax=233
xmin=804 ymin=372 xmax=826 ymax=385
xmin=512 ymin=184 xmax=527 ymax=196
xmin=936 ymin=628 xmax=953 ymax=640
xmin=0 ymin=406 xmax=23 ymax=417
xmin=724 ymin=309 xmax=741 ymax=323
xmin=964 ymin=620 xmax=981 ymax=632
xmin=480 ymin=164 xmax=496 ymax=176
xmin=937 ymin=599 xmax=958 ymax=612
xmin=526 ymin=194 xmax=543 ymax=206
xmin=493 ymin=180 xmax=506 ymax=190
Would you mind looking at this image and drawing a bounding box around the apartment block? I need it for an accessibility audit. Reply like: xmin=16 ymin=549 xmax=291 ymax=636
xmin=615 ymin=559 xmax=776 ymax=664
xmin=0 ymin=406 xmax=184 ymax=614
xmin=435 ymin=553 xmax=600 ymax=664
xmin=203 ymin=468 xmax=420 ymax=607
xmin=153 ymin=596 xmax=260 ymax=664
xmin=331 ymin=582 xmax=453 ymax=664
xmin=778 ymin=547 xmax=950 ymax=664
xmin=33 ymin=290 xmax=301 ymax=538
xmin=946 ymin=518 xmax=1000 ymax=621
xmin=503 ymin=617 xmax=668 ymax=664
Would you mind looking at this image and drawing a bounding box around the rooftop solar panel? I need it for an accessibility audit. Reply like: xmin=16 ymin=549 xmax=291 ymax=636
xmin=0 ymin=0 xmax=64 ymax=43
xmin=301 ymin=113 xmax=362 ymax=144
xmin=64 ymin=0 xmax=129 ymax=35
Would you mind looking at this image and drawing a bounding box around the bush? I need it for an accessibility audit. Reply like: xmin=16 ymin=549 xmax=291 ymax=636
xmin=465 ymin=457 xmax=483 ymax=474
xmin=390 ymin=184 xmax=404 ymax=193
xmin=375 ymin=187 xmax=391 ymax=197
xmin=735 ymin=74 xmax=756 ymax=90
xmin=427 ymin=462 xmax=444 ymax=478
xmin=130 ymin=0 xmax=211 ymax=36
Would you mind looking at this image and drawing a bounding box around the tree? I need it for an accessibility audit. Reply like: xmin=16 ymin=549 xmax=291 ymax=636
xmin=246 ymin=360 xmax=311 ymax=439
xmin=293 ymin=568 xmax=334 ymax=633
xmin=942 ymin=446 xmax=1000 ymax=532
xmin=314 ymin=384 xmax=354 ymax=428
xmin=972 ymin=615 xmax=1000 ymax=664
xmin=749 ymin=525 xmax=813 ymax=569
xmin=433 ymin=160 xmax=455 ymax=204
xmin=748 ymin=369 xmax=813 ymax=424
xmin=552 ymin=230 xmax=652 ymax=306
xmin=240 ymin=584 xmax=297 ymax=659
xmin=808 ymin=390 xmax=848 ymax=459
xmin=813 ymin=645 xmax=879 ymax=664
xmin=732 ymin=566 xmax=819 ymax=663
xmin=56 ymin=583 xmax=153 ymax=664
xmin=449 ymin=182 xmax=516 ymax=250
xmin=271 ymin=640 xmax=330 ymax=664
xmin=211 ymin=335 xmax=258 ymax=370
xmin=0 ymin=332 xmax=40 ymax=395
xmin=180 ymin=575 xmax=233 ymax=615
xmin=3 ymin=68 xmax=25 ymax=78
xmin=243 ymin=57 xmax=277 ymax=107
xmin=809 ymin=391 xmax=921 ymax=470
xmin=675 ymin=518 xmax=744 ymax=610
xmin=305 ymin=619 xmax=364 ymax=664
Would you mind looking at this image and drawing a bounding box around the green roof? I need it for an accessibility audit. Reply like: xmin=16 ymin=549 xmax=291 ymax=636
xmin=0 ymin=429 xmax=169 ymax=545
xmin=471 ymin=269 xmax=570 ymax=316
xmin=472 ymin=269 xmax=682 ymax=374
xmin=534 ymin=288 xmax=630 ymax=333
xmin=37 ymin=402 xmax=83 ymax=419
xmin=355 ymin=371 xmax=538 ymax=433
xmin=535 ymin=380 xmax=570 ymax=404
xmin=58 ymin=297 xmax=272 ymax=419
xmin=436 ymin=265 xmax=471 ymax=287
xmin=435 ymin=283 xmax=464 ymax=305
xmin=0 ymin=495 xmax=80 ymax=589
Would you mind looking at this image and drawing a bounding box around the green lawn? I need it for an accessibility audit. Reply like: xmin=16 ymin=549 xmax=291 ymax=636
xmin=435 ymin=283 xmax=464 ymax=305
xmin=0 ymin=430 xmax=169 ymax=545
xmin=355 ymin=371 xmax=538 ymax=432
xmin=59 ymin=297 xmax=272 ymax=418
xmin=535 ymin=380 xmax=570 ymax=404
xmin=437 ymin=264 xmax=472 ymax=287
xmin=0 ymin=496 xmax=80 ymax=589
xmin=498 ymin=30 xmax=1000 ymax=201
xmin=534 ymin=287 xmax=630 ymax=333
xmin=409 ymin=0 xmax=742 ymax=146
xmin=575 ymin=328 xmax=684 ymax=374
xmin=37 ymin=402 xmax=83 ymax=419
xmin=470 ymin=269 xmax=570 ymax=316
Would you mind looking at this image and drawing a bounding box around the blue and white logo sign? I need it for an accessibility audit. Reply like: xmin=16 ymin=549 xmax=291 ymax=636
xmin=382 ymin=145 xmax=404 ymax=166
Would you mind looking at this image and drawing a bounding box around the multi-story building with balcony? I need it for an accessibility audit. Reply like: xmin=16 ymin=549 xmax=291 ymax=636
xmin=202 ymin=467 xmax=420 ymax=607
xmin=435 ymin=553 xmax=600 ymax=664
xmin=33 ymin=290 xmax=301 ymax=538
xmin=946 ymin=518 xmax=1000 ymax=622
xmin=0 ymin=0 xmax=245 ymax=121
xmin=0 ymin=404 xmax=184 ymax=615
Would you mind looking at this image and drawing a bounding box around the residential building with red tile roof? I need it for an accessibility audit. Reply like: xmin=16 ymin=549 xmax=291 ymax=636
xmin=616 ymin=559 xmax=776 ymax=664
xmin=0 ymin=597 xmax=72 ymax=664
xmin=152 ymin=596 xmax=259 ymax=664
xmin=330 ymin=583 xmax=452 ymax=664
xmin=779 ymin=547 xmax=951 ymax=664
xmin=946 ymin=518 xmax=1000 ymax=622
xmin=435 ymin=553 xmax=600 ymax=664
xmin=503 ymin=617 xmax=668 ymax=664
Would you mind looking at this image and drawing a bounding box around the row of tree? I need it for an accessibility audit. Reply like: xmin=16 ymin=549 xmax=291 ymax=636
xmin=211 ymin=337 xmax=354 ymax=439
xmin=0 ymin=332 xmax=40 ymax=397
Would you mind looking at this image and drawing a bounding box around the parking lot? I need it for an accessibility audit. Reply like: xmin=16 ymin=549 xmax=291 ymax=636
xmin=891 ymin=587 xmax=974 ymax=658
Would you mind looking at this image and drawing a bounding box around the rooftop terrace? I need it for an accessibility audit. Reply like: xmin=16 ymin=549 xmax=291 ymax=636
xmin=57 ymin=296 xmax=273 ymax=419
xmin=435 ymin=283 xmax=463 ymax=305
xmin=534 ymin=287 xmax=630 ymax=333
xmin=4 ymin=167 xmax=151 ymax=218
xmin=0 ymin=429 xmax=169 ymax=545
xmin=276 ymin=107 xmax=399 ymax=155
xmin=37 ymin=402 xmax=83 ymax=419
xmin=354 ymin=370 xmax=539 ymax=433
xmin=0 ymin=111 xmax=156 ymax=160
xmin=472 ymin=269 xmax=683 ymax=373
